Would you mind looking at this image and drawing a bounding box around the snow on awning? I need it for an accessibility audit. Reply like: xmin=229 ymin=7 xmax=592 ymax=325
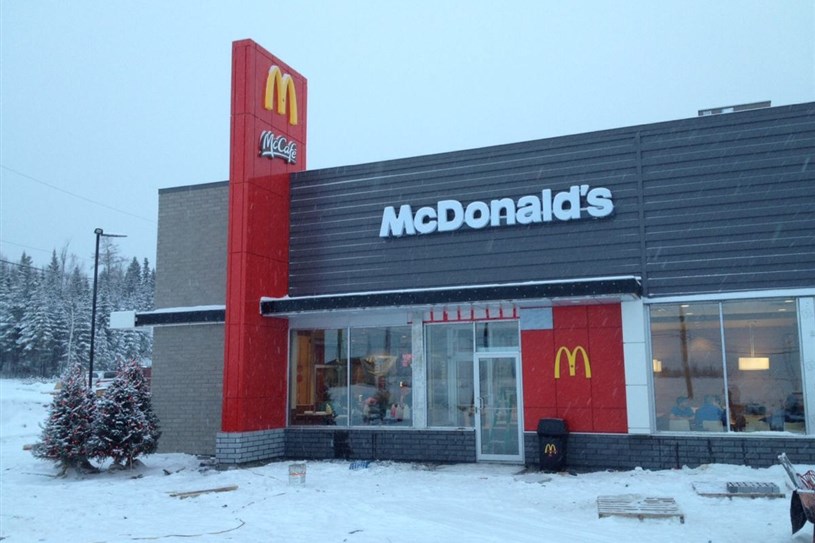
xmin=260 ymin=276 xmax=642 ymax=316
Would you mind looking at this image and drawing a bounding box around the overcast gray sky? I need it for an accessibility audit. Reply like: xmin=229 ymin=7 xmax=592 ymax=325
xmin=2 ymin=1 xmax=813 ymax=269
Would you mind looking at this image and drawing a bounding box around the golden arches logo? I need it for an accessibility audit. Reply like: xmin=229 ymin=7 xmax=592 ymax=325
xmin=543 ymin=443 xmax=558 ymax=457
xmin=264 ymin=65 xmax=298 ymax=125
xmin=554 ymin=345 xmax=591 ymax=379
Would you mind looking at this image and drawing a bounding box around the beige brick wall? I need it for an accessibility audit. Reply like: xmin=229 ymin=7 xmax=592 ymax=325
xmin=153 ymin=182 xmax=229 ymax=455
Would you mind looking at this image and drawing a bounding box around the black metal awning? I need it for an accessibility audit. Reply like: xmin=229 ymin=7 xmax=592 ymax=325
xmin=260 ymin=276 xmax=641 ymax=316
xmin=135 ymin=307 xmax=225 ymax=327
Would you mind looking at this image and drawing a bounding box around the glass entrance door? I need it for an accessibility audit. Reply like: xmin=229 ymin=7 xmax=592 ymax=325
xmin=475 ymin=354 xmax=522 ymax=462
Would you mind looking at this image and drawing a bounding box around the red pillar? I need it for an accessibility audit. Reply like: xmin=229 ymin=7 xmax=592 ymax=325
xmin=223 ymin=40 xmax=307 ymax=432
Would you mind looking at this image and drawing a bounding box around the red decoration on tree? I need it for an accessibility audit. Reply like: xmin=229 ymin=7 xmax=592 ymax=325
xmin=33 ymin=362 xmax=97 ymax=475
xmin=88 ymin=358 xmax=161 ymax=468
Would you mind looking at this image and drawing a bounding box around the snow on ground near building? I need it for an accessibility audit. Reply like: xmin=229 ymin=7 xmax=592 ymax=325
xmin=1 ymin=379 xmax=812 ymax=543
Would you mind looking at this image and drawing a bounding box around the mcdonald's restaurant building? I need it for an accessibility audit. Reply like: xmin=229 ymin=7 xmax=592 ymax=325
xmin=125 ymin=40 xmax=815 ymax=470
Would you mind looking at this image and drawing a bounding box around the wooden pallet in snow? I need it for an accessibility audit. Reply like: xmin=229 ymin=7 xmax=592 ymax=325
xmin=597 ymin=494 xmax=685 ymax=524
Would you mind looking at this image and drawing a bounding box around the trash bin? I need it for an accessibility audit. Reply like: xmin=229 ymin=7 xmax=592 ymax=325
xmin=537 ymin=418 xmax=568 ymax=472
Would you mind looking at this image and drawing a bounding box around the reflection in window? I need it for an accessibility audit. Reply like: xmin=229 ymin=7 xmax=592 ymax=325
xmin=723 ymin=300 xmax=803 ymax=433
xmin=349 ymin=327 xmax=413 ymax=426
xmin=426 ymin=320 xmax=520 ymax=428
xmin=290 ymin=329 xmax=348 ymax=426
xmin=476 ymin=321 xmax=520 ymax=352
xmin=427 ymin=324 xmax=474 ymax=427
xmin=650 ymin=299 xmax=805 ymax=434
xmin=289 ymin=327 xmax=412 ymax=427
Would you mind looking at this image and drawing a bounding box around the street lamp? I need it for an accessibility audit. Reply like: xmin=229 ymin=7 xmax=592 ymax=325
xmin=89 ymin=228 xmax=127 ymax=389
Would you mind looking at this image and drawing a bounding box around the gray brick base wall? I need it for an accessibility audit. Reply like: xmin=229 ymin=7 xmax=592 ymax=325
xmin=212 ymin=428 xmax=813 ymax=468
xmin=216 ymin=429 xmax=286 ymax=465
xmin=525 ymin=432 xmax=815 ymax=470
xmin=285 ymin=428 xmax=477 ymax=463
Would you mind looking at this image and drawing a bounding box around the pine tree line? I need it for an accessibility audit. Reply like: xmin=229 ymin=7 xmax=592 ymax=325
xmin=0 ymin=241 xmax=154 ymax=378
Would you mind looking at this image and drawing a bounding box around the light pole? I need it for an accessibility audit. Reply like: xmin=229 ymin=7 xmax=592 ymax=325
xmin=89 ymin=228 xmax=127 ymax=389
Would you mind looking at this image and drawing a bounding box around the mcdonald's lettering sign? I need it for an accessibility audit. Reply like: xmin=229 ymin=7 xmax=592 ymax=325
xmin=543 ymin=443 xmax=558 ymax=457
xmin=554 ymin=345 xmax=592 ymax=379
xmin=264 ymin=65 xmax=298 ymax=125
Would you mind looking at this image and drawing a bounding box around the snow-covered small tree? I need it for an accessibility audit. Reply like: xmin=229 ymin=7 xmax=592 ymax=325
xmin=89 ymin=358 xmax=160 ymax=468
xmin=32 ymin=362 xmax=97 ymax=475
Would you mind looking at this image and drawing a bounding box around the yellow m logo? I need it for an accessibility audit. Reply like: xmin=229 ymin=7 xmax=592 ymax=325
xmin=264 ymin=65 xmax=298 ymax=125
xmin=554 ymin=345 xmax=591 ymax=379
xmin=543 ymin=443 xmax=558 ymax=456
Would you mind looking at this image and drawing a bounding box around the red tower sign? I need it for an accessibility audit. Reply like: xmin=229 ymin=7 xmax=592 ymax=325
xmin=223 ymin=40 xmax=307 ymax=432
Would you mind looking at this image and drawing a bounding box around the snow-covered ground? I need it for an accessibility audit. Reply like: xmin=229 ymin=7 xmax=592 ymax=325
xmin=1 ymin=379 xmax=813 ymax=543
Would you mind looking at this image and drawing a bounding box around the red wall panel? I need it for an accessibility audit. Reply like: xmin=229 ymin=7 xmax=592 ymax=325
xmin=522 ymin=304 xmax=627 ymax=434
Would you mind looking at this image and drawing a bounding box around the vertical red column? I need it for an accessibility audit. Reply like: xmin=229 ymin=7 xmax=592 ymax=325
xmin=223 ymin=40 xmax=307 ymax=432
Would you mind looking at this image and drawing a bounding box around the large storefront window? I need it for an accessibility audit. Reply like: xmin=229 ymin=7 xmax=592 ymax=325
xmin=289 ymin=326 xmax=412 ymax=427
xmin=651 ymin=299 xmax=805 ymax=434
xmin=349 ymin=327 xmax=413 ymax=426
xmin=427 ymin=324 xmax=475 ymax=427
xmin=427 ymin=321 xmax=520 ymax=428
xmin=290 ymin=329 xmax=348 ymax=426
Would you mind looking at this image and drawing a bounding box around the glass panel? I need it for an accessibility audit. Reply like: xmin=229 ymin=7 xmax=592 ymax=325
xmin=426 ymin=324 xmax=474 ymax=427
xmin=722 ymin=299 xmax=804 ymax=433
xmin=479 ymin=356 xmax=520 ymax=456
xmin=475 ymin=321 xmax=519 ymax=352
xmin=650 ymin=303 xmax=726 ymax=432
xmin=289 ymin=329 xmax=348 ymax=426
xmin=349 ymin=326 xmax=412 ymax=426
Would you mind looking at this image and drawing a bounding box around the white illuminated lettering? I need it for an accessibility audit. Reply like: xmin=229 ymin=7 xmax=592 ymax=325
xmin=541 ymin=189 xmax=553 ymax=222
xmin=437 ymin=199 xmax=464 ymax=232
xmin=414 ymin=206 xmax=438 ymax=234
xmin=464 ymin=201 xmax=490 ymax=229
xmin=379 ymin=205 xmax=416 ymax=238
xmin=516 ymin=195 xmax=542 ymax=224
xmin=553 ymin=185 xmax=581 ymax=221
xmin=379 ymin=184 xmax=615 ymax=238
xmin=490 ymin=198 xmax=516 ymax=226
xmin=586 ymin=187 xmax=614 ymax=218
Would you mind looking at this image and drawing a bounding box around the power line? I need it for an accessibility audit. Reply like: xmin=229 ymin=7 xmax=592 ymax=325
xmin=1 ymin=164 xmax=156 ymax=223
xmin=0 ymin=238 xmax=52 ymax=255
xmin=0 ymin=258 xmax=44 ymax=272
xmin=0 ymin=239 xmax=95 ymax=264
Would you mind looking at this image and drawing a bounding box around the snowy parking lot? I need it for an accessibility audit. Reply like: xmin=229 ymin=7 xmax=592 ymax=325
xmin=1 ymin=379 xmax=813 ymax=543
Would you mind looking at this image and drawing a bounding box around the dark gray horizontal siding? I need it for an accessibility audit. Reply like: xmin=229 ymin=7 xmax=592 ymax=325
xmin=290 ymin=135 xmax=641 ymax=296
xmin=640 ymin=104 xmax=815 ymax=296
xmin=285 ymin=102 xmax=814 ymax=298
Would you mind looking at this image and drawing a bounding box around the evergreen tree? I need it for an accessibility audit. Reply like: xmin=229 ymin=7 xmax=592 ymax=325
xmin=4 ymin=253 xmax=37 ymax=375
xmin=89 ymin=358 xmax=161 ymax=468
xmin=16 ymin=272 xmax=54 ymax=376
xmin=0 ymin=263 xmax=14 ymax=373
xmin=0 ymin=244 xmax=154 ymax=378
xmin=139 ymin=258 xmax=154 ymax=311
xmin=133 ymin=258 xmax=155 ymax=362
xmin=32 ymin=362 xmax=97 ymax=475
xmin=43 ymin=251 xmax=68 ymax=375
xmin=123 ymin=257 xmax=142 ymax=309
xmin=64 ymin=266 xmax=91 ymax=368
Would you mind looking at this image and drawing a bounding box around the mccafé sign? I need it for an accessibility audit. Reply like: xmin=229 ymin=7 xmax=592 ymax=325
xmin=379 ymin=184 xmax=613 ymax=238
xmin=259 ymin=130 xmax=297 ymax=163
xmin=259 ymin=65 xmax=299 ymax=163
